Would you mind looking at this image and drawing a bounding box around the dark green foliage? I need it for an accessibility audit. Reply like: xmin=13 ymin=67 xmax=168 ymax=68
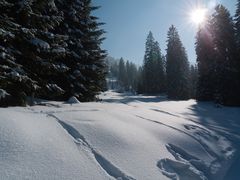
xmin=54 ymin=0 xmax=107 ymax=101
xmin=141 ymin=31 xmax=166 ymax=94
xmin=235 ymin=0 xmax=240 ymax=104
xmin=113 ymin=58 xmax=139 ymax=92
xmin=211 ymin=5 xmax=238 ymax=105
xmin=196 ymin=4 xmax=240 ymax=106
xmin=106 ymin=57 xmax=139 ymax=92
xmin=189 ymin=65 xmax=198 ymax=99
xmin=118 ymin=58 xmax=127 ymax=88
xmin=0 ymin=0 xmax=106 ymax=106
xmin=166 ymin=25 xmax=190 ymax=100
xmin=235 ymin=0 xmax=240 ymax=48
xmin=196 ymin=19 xmax=216 ymax=101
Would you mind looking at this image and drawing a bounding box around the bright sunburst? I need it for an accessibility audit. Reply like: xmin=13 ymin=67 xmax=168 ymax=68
xmin=190 ymin=8 xmax=207 ymax=25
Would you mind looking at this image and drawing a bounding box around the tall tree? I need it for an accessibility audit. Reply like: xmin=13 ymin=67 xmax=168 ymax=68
xmin=196 ymin=17 xmax=216 ymax=101
xmin=0 ymin=0 xmax=107 ymax=106
xmin=235 ymin=0 xmax=240 ymax=48
xmin=166 ymin=25 xmax=190 ymax=100
xmin=189 ymin=65 xmax=198 ymax=99
xmin=211 ymin=5 xmax=239 ymax=105
xmin=235 ymin=0 xmax=240 ymax=105
xmin=142 ymin=31 xmax=155 ymax=93
xmin=0 ymin=0 xmax=65 ymax=106
xmin=142 ymin=32 xmax=165 ymax=94
xmin=153 ymin=41 xmax=166 ymax=93
xmin=118 ymin=58 xmax=126 ymax=88
xmin=55 ymin=0 xmax=107 ymax=101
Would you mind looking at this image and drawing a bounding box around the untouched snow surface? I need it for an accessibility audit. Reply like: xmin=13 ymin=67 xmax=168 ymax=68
xmin=0 ymin=91 xmax=240 ymax=180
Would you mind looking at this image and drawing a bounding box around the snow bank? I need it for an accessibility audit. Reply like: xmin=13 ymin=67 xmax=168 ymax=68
xmin=67 ymin=96 xmax=81 ymax=104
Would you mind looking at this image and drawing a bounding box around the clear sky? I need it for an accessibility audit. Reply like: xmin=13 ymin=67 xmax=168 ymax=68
xmin=92 ymin=0 xmax=237 ymax=65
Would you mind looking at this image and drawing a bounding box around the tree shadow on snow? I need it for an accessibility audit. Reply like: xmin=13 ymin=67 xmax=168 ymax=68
xmin=102 ymin=94 xmax=168 ymax=104
xmin=185 ymin=102 xmax=240 ymax=180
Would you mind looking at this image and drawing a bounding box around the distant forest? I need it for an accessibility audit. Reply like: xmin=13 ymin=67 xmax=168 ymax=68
xmin=107 ymin=2 xmax=240 ymax=106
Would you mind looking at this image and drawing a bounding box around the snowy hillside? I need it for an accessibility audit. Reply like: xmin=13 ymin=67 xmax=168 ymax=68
xmin=1 ymin=91 xmax=240 ymax=180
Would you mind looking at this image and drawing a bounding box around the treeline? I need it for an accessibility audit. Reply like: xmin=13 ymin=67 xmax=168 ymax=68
xmin=107 ymin=28 xmax=197 ymax=99
xmin=196 ymin=3 xmax=240 ymax=106
xmin=106 ymin=57 xmax=139 ymax=92
xmin=138 ymin=28 xmax=198 ymax=100
xmin=108 ymin=2 xmax=240 ymax=106
xmin=0 ymin=0 xmax=106 ymax=107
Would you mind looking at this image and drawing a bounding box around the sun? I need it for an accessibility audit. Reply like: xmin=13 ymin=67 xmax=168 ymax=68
xmin=190 ymin=8 xmax=207 ymax=25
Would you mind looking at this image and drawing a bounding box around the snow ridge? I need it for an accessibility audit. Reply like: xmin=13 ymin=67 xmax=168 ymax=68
xmin=48 ymin=114 xmax=135 ymax=180
xmin=136 ymin=114 xmax=235 ymax=180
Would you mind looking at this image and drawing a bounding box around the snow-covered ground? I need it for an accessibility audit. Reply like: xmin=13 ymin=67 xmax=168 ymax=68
xmin=1 ymin=91 xmax=240 ymax=180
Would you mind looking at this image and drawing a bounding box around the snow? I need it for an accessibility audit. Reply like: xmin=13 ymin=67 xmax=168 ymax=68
xmin=0 ymin=90 xmax=240 ymax=180
xmin=46 ymin=83 xmax=64 ymax=94
xmin=52 ymin=47 xmax=66 ymax=54
xmin=29 ymin=38 xmax=50 ymax=49
xmin=67 ymin=96 xmax=81 ymax=104
xmin=0 ymin=89 xmax=10 ymax=99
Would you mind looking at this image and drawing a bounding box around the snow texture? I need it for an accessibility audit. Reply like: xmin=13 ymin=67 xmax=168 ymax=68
xmin=67 ymin=96 xmax=81 ymax=104
xmin=0 ymin=89 xmax=10 ymax=99
xmin=29 ymin=38 xmax=50 ymax=49
xmin=0 ymin=90 xmax=240 ymax=180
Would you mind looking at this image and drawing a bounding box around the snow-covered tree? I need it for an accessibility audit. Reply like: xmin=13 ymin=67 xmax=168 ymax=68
xmin=55 ymin=0 xmax=107 ymax=101
xmin=0 ymin=0 xmax=107 ymax=106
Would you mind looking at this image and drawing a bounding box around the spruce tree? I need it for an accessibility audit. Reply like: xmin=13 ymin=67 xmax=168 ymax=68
xmin=142 ymin=32 xmax=165 ymax=94
xmin=235 ymin=0 xmax=240 ymax=48
xmin=153 ymin=41 xmax=166 ymax=93
xmin=195 ymin=17 xmax=216 ymax=101
xmin=55 ymin=0 xmax=107 ymax=101
xmin=0 ymin=0 xmax=107 ymax=106
xmin=235 ymin=0 xmax=240 ymax=105
xmin=211 ymin=5 xmax=238 ymax=105
xmin=143 ymin=31 xmax=155 ymax=93
xmin=118 ymin=58 xmax=126 ymax=89
xmin=189 ymin=65 xmax=198 ymax=99
xmin=0 ymin=0 xmax=64 ymax=105
xmin=166 ymin=25 xmax=190 ymax=100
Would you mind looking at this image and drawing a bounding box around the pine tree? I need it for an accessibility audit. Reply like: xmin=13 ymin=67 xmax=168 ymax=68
xmin=166 ymin=25 xmax=190 ymax=100
xmin=189 ymin=65 xmax=198 ymax=99
xmin=235 ymin=0 xmax=240 ymax=105
xmin=0 ymin=0 xmax=107 ymax=106
xmin=195 ymin=17 xmax=216 ymax=101
xmin=211 ymin=5 xmax=238 ymax=105
xmin=235 ymin=0 xmax=240 ymax=48
xmin=118 ymin=58 xmax=126 ymax=89
xmin=153 ymin=41 xmax=166 ymax=93
xmin=0 ymin=0 xmax=64 ymax=106
xmin=142 ymin=31 xmax=155 ymax=93
xmin=55 ymin=0 xmax=107 ymax=101
xmin=142 ymin=32 xmax=165 ymax=94
xmin=0 ymin=1 xmax=37 ymax=106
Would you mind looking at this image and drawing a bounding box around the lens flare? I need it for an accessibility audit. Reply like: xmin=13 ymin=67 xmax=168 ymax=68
xmin=190 ymin=8 xmax=207 ymax=25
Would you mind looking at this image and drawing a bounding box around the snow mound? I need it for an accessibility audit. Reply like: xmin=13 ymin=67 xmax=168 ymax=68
xmin=67 ymin=96 xmax=81 ymax=104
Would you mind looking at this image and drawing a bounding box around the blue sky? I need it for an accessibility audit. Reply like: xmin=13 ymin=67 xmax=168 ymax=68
xmin=93 ymin=0 xmax=237 ymax=65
